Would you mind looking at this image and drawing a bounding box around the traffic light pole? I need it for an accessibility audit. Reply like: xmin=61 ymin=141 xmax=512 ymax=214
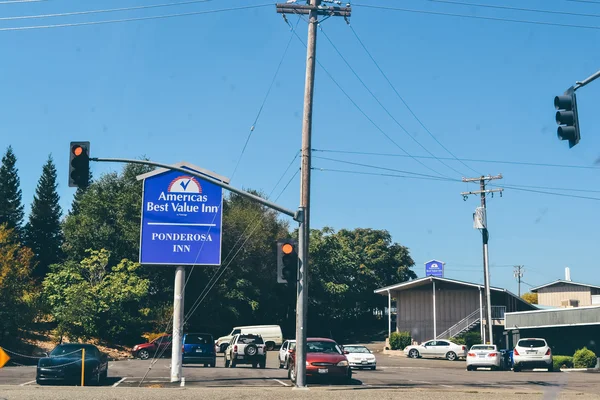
xmin=573 ymin=69 xmax=600 ymax=90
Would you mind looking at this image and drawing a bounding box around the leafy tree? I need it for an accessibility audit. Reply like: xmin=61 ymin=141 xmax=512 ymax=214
xmin=0 ymin=147 xmax=24 ymax=239
xmin=43 ymin=249 xmax=150 ymax=344
xmin=0 ymin=225 xmax=34 ymax=340
xmin=308 ymin=227 xmax=416 ymax=337
xmin=69 ymin=169 xmax=93 ymax=216
xmin=24 ymin=155 xmax=63 ymax=279
xmin=521 ymin=292 xmax=538 ymax=304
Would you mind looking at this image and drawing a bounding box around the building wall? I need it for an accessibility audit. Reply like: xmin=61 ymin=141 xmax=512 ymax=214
xmin=537 ymin=283 xmax=592 ymax=307
xmin=394 ymin=282 xmax=480 ymax=343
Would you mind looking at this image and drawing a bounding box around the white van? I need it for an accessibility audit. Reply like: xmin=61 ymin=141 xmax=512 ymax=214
xmin=216 ymin=325 xmax=283 ymax=352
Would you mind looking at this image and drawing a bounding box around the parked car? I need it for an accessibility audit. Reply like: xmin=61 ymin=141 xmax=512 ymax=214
xmin=342 ymin=344 xmax=377 ymax=370
xmin=182 ymin=333 xmax=216 ymax=367
xmin=404 ymin=339 xmax=467 ymax=361
xmin=512 ymin=338 xmax=553 ymax=372
xmin=466 ymin=344 xmax=502 ymax=371
xmin=224 ymin=333 xmax=267 ymax=368
xmin=36 ymin=344 xmax=108 ymax=385
xmin=288 ymin=338 xmax=352 ymax=383
xmin=278 ymin=340 xmax=296 ymax=369
xmin=132 ymin=334 xmax=172 ymax=360
xmin=216 ymin=325 xmax=283 ymax=352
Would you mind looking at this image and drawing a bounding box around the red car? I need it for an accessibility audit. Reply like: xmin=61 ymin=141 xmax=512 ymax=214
xmin=288 ymin=338 xmax=352 ymax=384
xmin=132 ymin=334 xmax=172 ymax=360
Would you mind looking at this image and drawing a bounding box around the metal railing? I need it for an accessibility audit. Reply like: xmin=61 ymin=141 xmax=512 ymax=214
xmin=491 ymin=305 xmax=506 ymax=320
xmin=436 ymin=309 xmax=480 ymax=339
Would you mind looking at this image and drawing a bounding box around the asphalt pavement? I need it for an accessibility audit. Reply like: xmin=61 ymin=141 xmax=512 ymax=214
xmin=0 ymin=351 xmax=598 ymax=399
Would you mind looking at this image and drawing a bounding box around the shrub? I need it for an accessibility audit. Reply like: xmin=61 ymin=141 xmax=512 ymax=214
xmin=573 ymin=347 xmax=597 ymax=369
xmin=553 ymin=356 xmax=573 ymax=371
xmin=450 ymin=331 xmax=481 ymax=349
xmin=389 ymin=331 xmax=411 ymax=350
xmin=449 ymin=336 xmax=465 ymax=345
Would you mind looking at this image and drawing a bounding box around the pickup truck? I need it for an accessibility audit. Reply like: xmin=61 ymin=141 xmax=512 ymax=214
xmin=224 ymin=334 xmax=267 ymax=368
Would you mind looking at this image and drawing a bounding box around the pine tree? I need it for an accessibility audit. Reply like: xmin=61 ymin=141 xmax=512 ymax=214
xmin=25 ymin=155 xmax=63 ymax=279
xmin=69 ymin=169 xmax=92 ymax=216
xmin=0 ymin=146 xmax=24 ymax=239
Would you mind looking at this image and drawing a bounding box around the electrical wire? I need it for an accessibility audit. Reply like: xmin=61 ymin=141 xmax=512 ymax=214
xmin=290 ymin=27 xmax=450 ymax=179
xmin=0 ymin=0 xmax=45 ymax=4
xmin=319 ymin=25 xmax=462 ymax=179
xmin=417 ymin=0 xmax=600 ymax=19
xmin=347 ymin=24 xmax=481 ymax=176
xmin=496 ymin=184 xmax=600 ymax=201
xmin=312 ymin=148 xmax=600 ymax=170
xmin=0 ymin=4 xmax=272 ymax=31
xmin=0 ymin=0 xmax=216 ymax=21
xmin=353 ymin=3 xmax=600 ymax=30
xmin=313 ymin=167 xmax=458 ymax=182
xmin=229 ymin=17 xmax=300 ymax=181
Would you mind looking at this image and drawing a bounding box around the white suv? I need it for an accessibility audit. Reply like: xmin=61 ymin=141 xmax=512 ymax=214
xmin=513 ymin=338 xmax=553 ymax=372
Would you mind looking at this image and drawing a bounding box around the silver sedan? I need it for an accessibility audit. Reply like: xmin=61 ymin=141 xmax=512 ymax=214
xmin=466 ymin=344 xmax=502 ymax=371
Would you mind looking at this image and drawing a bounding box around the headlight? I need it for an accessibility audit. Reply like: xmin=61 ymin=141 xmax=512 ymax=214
xmin=337 ymin=360 xmax=349 ymax=367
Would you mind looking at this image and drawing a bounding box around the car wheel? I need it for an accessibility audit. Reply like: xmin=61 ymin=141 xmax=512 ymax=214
xmin=224 ymin=355 xmax=230 ymax=368
xmin=231 ymin=359 xmax=236 ymax=368
xmin=288 ymin=366 xmax=296 ymax=383
xmin=266 ymin=342 xmax=275 ymax=351
xmin=245 ymin=344 xmax=258 ymax=356
xmin=370 ymin=366 xmax=376 ymax=371
xmin=36 ymin=378 xmax=44 ymax=386
xmin=101 ymin=369 xmax=108 ymax=382
xmin=466 ymin=365 xmax=473 ymax=371
xmin=138 ymin=349 xmax=150 ymax=360
xmin=259 ymin=359 xmax=266 ymax=369
xmin=408 ymin=349 xmax=419 ymax=358
xmin=345 ymin=369 xmax=353 ymax=383
xmin=446 ymin=351 xmax=457 ymax=361
xmin=548 ymin=364 xmax=554 ymax=372
xmin=513 ymin=365 xmax=520 ymax=372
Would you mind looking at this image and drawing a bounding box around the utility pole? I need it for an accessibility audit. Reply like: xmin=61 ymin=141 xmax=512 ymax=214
xmin=462 ymin=175 xmax=503 ymax=345
xmin=276 ymin=0 xmax=350 ymax=389
xmin=514 ymin=265 xmax=524 ymax=297
xmin=170 ymin=266 xmax=185 ymax=382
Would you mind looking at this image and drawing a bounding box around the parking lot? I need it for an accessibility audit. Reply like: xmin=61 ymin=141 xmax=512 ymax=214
xmin=0 ymin=351 xmax=598 ymax=397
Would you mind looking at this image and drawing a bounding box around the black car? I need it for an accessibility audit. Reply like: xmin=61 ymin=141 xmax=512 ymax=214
xmin=36 ymin=344 xmax=108 ymax=385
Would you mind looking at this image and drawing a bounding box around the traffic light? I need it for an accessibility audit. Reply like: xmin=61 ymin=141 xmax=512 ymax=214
xmin=277 ymin=239 xmax=298 ymax=284
xmin=69 ymin=141 xmax=90 ymax=188
xmin=554 ymin=87 xmax=580 ymax=148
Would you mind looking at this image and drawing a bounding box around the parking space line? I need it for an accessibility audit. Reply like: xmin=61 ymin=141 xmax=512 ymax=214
xmin=180 ymin=377 xmax=185 ymax=387
xmin=112 ymin=377 xmax=126 ymax=387
xmin=19 ymin=380 xmax=35 ymax=386
xmin=440 ymin=384 xmax=453 ymax=388
xmin=273 ymin=379 xmax=291 ymax=387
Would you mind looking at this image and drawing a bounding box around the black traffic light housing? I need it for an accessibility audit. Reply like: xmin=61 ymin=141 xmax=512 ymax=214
xmin=277 ymin=239 xmax=298 ymax=284
xmin=554 ymin=87 xmax=580 ymax=148
xmin=69 ymin=141 xmax=90 ymax=188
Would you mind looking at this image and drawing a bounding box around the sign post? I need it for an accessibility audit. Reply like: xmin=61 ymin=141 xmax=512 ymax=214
xmin=137 ymin=162 xmax=227 ymax=383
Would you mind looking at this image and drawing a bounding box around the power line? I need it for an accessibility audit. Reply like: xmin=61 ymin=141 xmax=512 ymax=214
xmin=319 ymin=25 xmax=463 ymax=178
xmin=0 ymin=0 xmax=215 ymax=21
xmin=290 ymin=27 xmax=450 ymax=179
xmin=417 ymin=0 xmax=600 ymax=19
xmin=0 ymin=0 xmax=45 ymax=4
xmin=230 ymin=17 xmax=300 ymax=181
xmin=312 ymin=148 xmax=600 ymax=170
xmin=347 ymin=24 xmax=481 ymax=176
xmin=353 ymin=4 xmax=600 ymax=30
xmin=568 ymin=0 xmax=600 ymax=4
xmin=313 ymin=166 xmax=458 ymax=182
xmin=0 ymin=3 xmax=272 ymax=31
xmin=497 ymin=184 xmax=600 ymax=201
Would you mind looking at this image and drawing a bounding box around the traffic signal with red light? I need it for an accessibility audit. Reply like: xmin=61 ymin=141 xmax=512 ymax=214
xmin=277 ymin=239 xmax=298 ymax=284
xmin=69 ymin=141 xmax=90 ymax=188
xmin=554 ymin=87 xmax=580 ymax=148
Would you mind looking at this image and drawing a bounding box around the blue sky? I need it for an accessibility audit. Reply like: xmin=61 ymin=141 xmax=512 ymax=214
xmin=1 ymin=0 xmax=599 ymax=295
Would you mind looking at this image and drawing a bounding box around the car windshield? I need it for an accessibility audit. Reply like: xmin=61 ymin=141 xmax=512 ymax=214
xmin=50 ymin=345 xmax=99 ymax=358
xmin=307 ymin=341 xmax=341 ymax=354
xmin=344 ymin=346 xmax=370 ymax=353
xmin=238 ymin=335 xmax=263 ymax=344
xmin=518 ymin=339 xmax=546 ymax=348
xmin=184 ymin=334 xmax=212 ymax=345
xmin=231 ymin=329 xmax=241 ymax=335
xmin=471 ymin=345 xmax=495 ymax=351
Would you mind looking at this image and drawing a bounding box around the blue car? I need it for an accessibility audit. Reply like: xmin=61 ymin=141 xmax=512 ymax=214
xmin=182 ymin=333 xmax=216 ymax=367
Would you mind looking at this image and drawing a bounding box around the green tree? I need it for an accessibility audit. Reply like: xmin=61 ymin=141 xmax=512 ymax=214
xmin=0 ymin=146 xmax=24 ymax=239
xmin=308 ymin=227 xmax=416 ymax=337
xmin=69 ymin=169 xmax=93 ymax=216
xmin=24 ymin=155 xmax=63 ymax=279
xmin=43 ymin=249 xmax=150 ymax=344
xmin=0 ymin=225 xmax=34 ymax=340
xmin=521 ymin=292 xmax=538 ymax=304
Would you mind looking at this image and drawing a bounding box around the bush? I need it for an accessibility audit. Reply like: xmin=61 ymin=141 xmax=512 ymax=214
xmin=389 ymin=331 xmax=411 ymax=350
xmin=450 ymin=331 xmax=481 ymax=349
xmin=573 ymin=347 xmax=597 ymax=369
xmin=553 ymin=356 xmax=573 ymax=371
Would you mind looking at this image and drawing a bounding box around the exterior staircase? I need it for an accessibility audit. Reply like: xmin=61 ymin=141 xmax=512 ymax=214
xmin=436 ymin=309 xmax=480 ymax=340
